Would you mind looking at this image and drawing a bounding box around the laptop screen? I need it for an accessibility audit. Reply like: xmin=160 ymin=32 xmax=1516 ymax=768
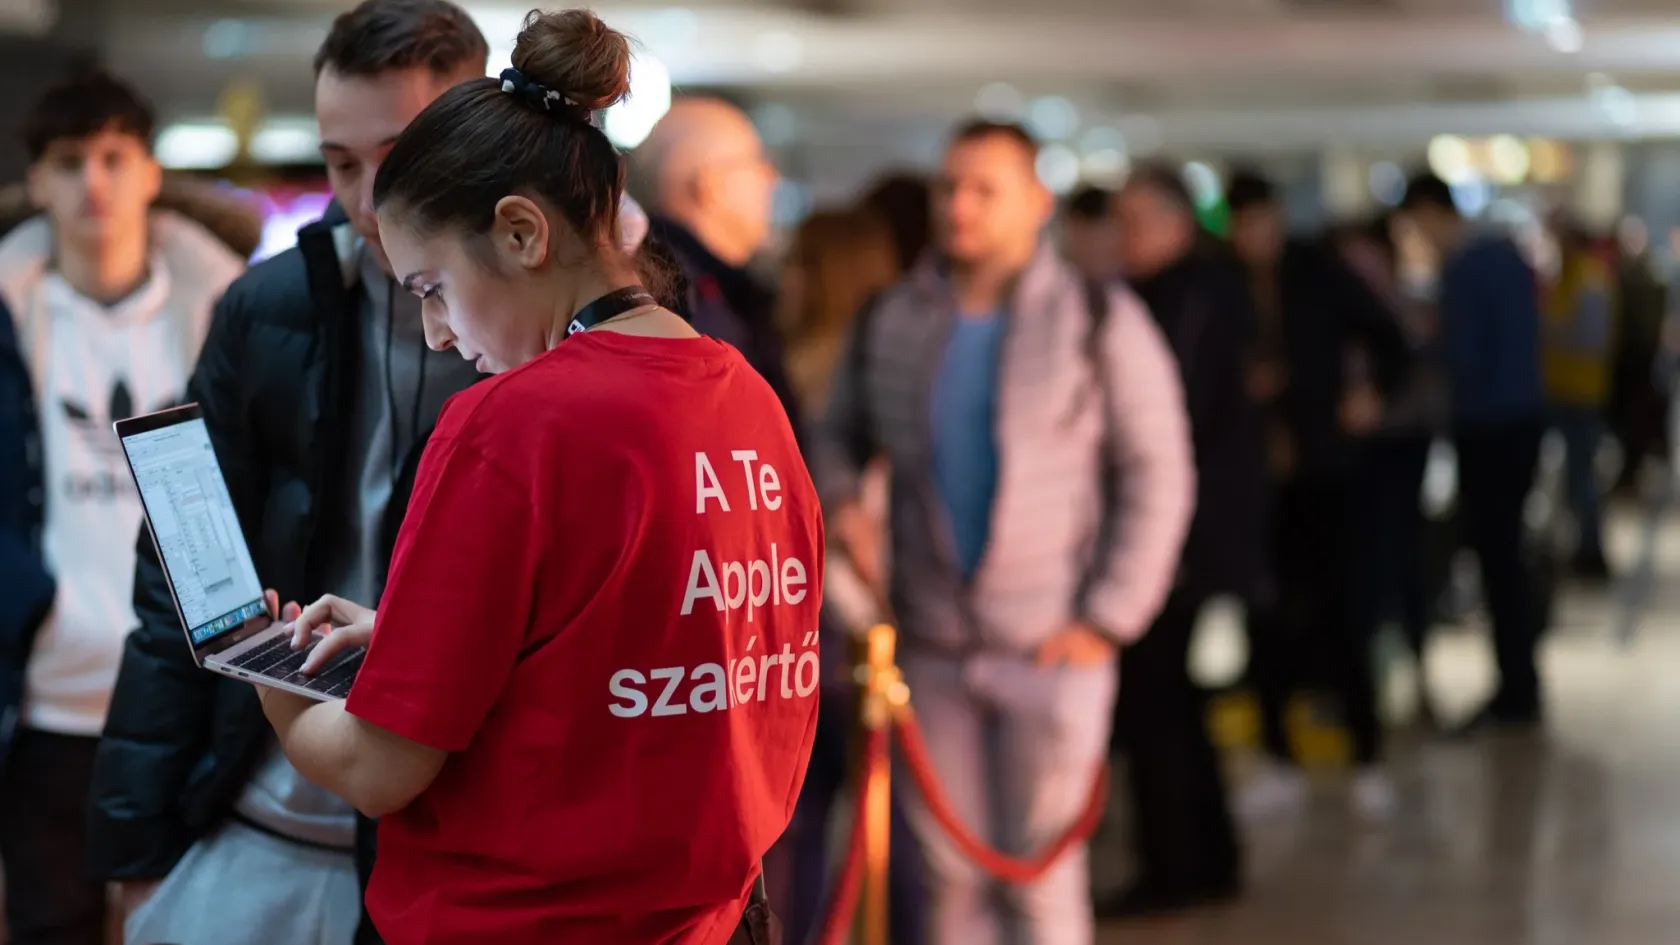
xmin=121 ymin=416 xmax=267 ymax=646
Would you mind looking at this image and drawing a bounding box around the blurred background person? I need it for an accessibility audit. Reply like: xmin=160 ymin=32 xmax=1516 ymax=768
xmin=765 ymin=203 xmax=924 ymax=945
xmin=817 ymin=119 xmax=1194 ymax=945
xmin=0 ymin=172 xmax=261 ymax=257
xmin=1329 ymin=213 xmax=1450 ymax=729
xmin=859 ymin=171 xmax=934 ymax=275
xmin=1223 ymin=168 xmax=1411 ymax=821
xmin=776 ymin=206 xmax=900 ymax=409
xmin=1100 ymin=162 xmax=1264 ymax=919
xmin=1609 ymin=215 xmax=1669 ymax=496
xmin=1401 ymin=172 xmax=1547 ymax=732
xmin=633 ymin=96 xmax=798 ymax=423
xmin=1061 ymin=184 xmax=1118 ymax=283
xmin=1541 ymin=216 xmax=1617 ymax=582
xmin=0 ymin=68 xmax=245 ymax=945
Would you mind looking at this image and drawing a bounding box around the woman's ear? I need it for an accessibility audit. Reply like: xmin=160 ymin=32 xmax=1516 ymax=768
xmin=490 ymin=195 xmax=551 ymax=270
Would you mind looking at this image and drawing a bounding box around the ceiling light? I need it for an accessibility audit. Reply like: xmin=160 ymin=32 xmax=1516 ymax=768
xmin=1427 ymin=134 xmax=1475 ymax=185
xmin=1506 ymin=0 xmax=1571 ymax=31
xmin=250 ymin=118 xmax=320 ymax=165
xmin=1035 ymin=145 xmax=1080 ymax=195
xmin=603 ymin=52 xmax=672 ymax=148
xmin=1544 ymin=16 xmax=1583 ymax=53
xmin=1486 ymin=135 xmax=1532 ymax=185
xmin=156 ymin=123 xmax=238 ymax=170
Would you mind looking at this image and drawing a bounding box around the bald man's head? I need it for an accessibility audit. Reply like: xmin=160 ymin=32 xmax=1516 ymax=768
xmin=632 ymin=97 xmax=778 ymax=266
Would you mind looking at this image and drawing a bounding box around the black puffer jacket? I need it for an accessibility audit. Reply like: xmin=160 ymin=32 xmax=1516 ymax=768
xmin=86 ymin=205 xmax=471 ymax=941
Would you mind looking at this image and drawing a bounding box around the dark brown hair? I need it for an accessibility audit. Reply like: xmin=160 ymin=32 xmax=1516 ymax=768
xmin=373 ymin=9 xmax=634 ymax=260
xmin=783 ymin=208 xmax=899 ymax=340
xmin=1401 ymin=171 xmax=1457 ymax=215
xmin=1065 ymin=185 xmax=1112 ymax=222
xmin=1123 ymin=161 xmax=1197 ymax=215
xmin=313 ymin=0 xmax=489 ymax=78
xmin=780 ymin=207 xmax=900 ymax=410
xmin=22 ymin=68 xmax=154 ymax=162
xmin=947 ymin=118 xmax=1039 ymax=160
xmin=1224 ymin=166 xmax=1277 ymax=213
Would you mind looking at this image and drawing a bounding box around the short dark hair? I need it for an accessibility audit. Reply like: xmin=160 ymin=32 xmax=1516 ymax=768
xmin=374 ymin=10 xmax=643 ymax=273
xmin=314 ymin=0 xmax=489 ymax=78
xmin=1123 ymin=161 xmax=1196 ymax=215
xmin=947 ymin=118 xmax=1039 ymax=158
xmin=22 ymin=69 xmax=154 ymax=162
xmin=1401 ymin=171 xmax=1458 ymax=215
xmin=1224 ymin=167 xmax=1277 ymax=213
xmin=1066 ymin=185 xmax=1112 ymax=222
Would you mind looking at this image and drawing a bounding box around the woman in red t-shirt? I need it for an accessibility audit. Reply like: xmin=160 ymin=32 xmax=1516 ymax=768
xmin=254 ymin=10 xmax=823 ymax=944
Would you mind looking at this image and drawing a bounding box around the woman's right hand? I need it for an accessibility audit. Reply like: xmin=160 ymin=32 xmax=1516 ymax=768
xmin=286 ymin=594 xmax=377 ymax=674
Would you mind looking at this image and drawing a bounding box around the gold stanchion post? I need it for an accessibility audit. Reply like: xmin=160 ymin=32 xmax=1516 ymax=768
xmin=855 ymin=623 xmax=907 ymax=945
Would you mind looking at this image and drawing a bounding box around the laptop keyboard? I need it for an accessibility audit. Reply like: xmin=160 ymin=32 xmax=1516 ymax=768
xmin=227 ymin=634 xmax=365 ymax=699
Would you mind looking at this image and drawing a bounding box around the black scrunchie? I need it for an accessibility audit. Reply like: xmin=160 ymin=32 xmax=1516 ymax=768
xmin=498 ymin=67 xmax=591 ymax=122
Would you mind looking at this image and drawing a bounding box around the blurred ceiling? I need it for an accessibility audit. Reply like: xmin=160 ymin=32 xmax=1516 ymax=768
xmin=56 ymin=0 xmax=1680 ymax=152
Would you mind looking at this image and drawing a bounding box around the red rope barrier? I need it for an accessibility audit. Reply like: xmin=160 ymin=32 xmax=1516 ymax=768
xmin=892 ymin=704 xmax=1109 ymax=885
xmin=818 ymin=725 xmax=886 ymax=945
xmin=813 ymin=623 xmax=1108 ymax=942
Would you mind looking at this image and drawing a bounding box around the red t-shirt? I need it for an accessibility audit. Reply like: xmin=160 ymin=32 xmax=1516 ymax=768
xmin=345 ymin=331 xmax=823 ymax=945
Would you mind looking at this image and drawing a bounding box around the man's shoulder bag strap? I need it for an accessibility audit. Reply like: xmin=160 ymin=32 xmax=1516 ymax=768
xmin=1076 ymin=279 xmax=1122 ymax=620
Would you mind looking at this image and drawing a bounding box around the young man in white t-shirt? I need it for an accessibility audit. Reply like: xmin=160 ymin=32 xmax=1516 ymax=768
xmin=0 ymin=70 xmax=242 ymax=945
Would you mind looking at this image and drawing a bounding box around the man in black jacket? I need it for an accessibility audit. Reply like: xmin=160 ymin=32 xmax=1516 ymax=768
xmin=1223 ymin=168 xmax=1413 ymax=822
xmin=1101 ymin=162 xmax=1268 ymax=919
xmin=86 ymin=4 xmax=489 ymax=943
xmin=631 ymin=97 xmax=800 ymax=425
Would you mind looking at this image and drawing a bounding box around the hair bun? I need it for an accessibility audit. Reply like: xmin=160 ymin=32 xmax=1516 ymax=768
xmin=510 ymin=8 xmax=632 ymax=113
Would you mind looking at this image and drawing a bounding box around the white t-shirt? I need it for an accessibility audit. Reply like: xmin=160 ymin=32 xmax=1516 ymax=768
xmin=27 ymin=265 xmax=193 ymax=735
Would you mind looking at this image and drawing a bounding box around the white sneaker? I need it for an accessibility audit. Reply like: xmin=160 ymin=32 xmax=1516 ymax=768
xmin=1350 ymin=767 xmax=1398 ymax=822
xmin=1236 ymin=761 xmax=1309 ymax=821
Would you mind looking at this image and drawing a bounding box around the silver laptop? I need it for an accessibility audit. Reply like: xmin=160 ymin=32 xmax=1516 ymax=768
xmin=114 ymin=403 xmax=363 ymax=701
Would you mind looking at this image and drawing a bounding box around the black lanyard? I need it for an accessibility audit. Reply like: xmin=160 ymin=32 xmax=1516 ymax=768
xmin=565 ymin=286 xmax=658 ymax=338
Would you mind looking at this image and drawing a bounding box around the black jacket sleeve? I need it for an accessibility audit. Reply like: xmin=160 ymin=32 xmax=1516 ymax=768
xmin=0 ymin=297 xmax=53 ymax=752
xmin=86 ymin=284 xmax=270 ymax=881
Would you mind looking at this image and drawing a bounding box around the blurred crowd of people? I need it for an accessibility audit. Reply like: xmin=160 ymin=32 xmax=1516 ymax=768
xmin=0 ymin=1 xmax=1677 ymax=943
xmin=761 ymin=140 xmax=1677 ymax=943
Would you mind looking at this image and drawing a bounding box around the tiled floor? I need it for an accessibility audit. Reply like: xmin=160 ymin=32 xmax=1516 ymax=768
xmin=1093 ymin=510 xmax=1680 ymax=944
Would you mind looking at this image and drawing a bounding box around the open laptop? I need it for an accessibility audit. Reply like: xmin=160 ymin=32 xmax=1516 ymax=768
xmin=114 ymin=403 xmax=363 ymax=701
